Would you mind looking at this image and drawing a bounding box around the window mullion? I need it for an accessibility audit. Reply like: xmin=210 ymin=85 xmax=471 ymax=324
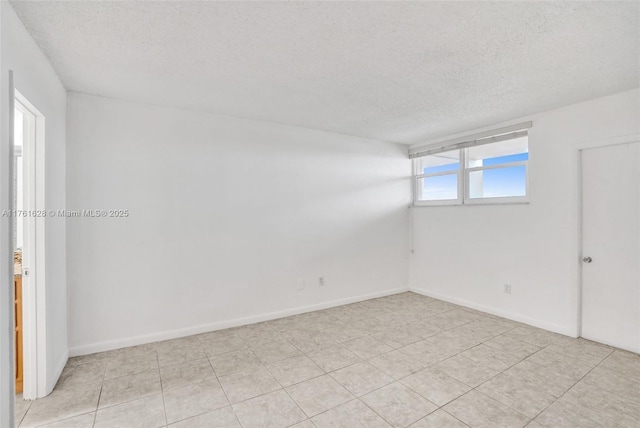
xmin=459 ymin=148 xmax=466 ymax=204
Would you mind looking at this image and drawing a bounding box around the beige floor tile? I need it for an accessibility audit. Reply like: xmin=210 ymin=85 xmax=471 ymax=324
xmin=290 ymin=420 xmax=316 ymax=428
xmin=20 ymin=382 xmax=101 ymax=428
xmin=444 ymin=390 xmax=529 ymax=428
xmin=322 ymin=325 xmax=368 ymax=343
xmin=501 ymin=326 xmax=562 ymax=348
xmin=235 ymin=324 xmax=283 ymax=345
xmin=66 ymin=351 xmax=116 ymax=367
xmin=288 ymin=331 xmax=338 ymax=353
xmin=484 ymin=335 xmax=541 ymax=359
xmin=410 ymin=409 xmax=469 ymax=427
xmin=38 ymin=412 xmax=95 ymax=428
xmin=286 ymin=374 xmax=354 ymax=417
xmin=168 ymin=406 xmax=240 ymax=428
xmin=361 ymin=382 xmax=437 ymax=427
xmin=458 ymin=344 xmax=522 ymax=372
xmin=502 ymin=360 xmax=576 ymax=398
xmin=156 ymin=337 xmax=200 ymax=354
xmin=209 ymin=349 xmax=263 ymax=376
xmin=56 ymin=361 xmax=106 ymax=389
xmin=201 ymin=335 xmax=247 ymax=357
xmin=94 ymin=394 xmax=165 ymax=428
xmin=157 ymin=343 xmax=206 ymax=368
xmin=369 ymin=350 xmax=425 ymax=379
xmin=249 ymin=340 xmax=301 ymax=364
xmin=218 ymin=366 xmax=281 ymax=403
xmin=423 ymin=332 xmax=482 ymax=356
xmin=398 ymin=340 xmax=457 ymax=366
xmin=597 ymin=349 xmax=640 ymax=380
xmin=99 ymin=369 xmax=162 ymax=408
xmin=371 ymin=330 xmax=422 ymax=349
xmin=546 ymin=337 xmax=613 ymax=366
xmin=452 ymin=318 xmax=514 ymax=341
xmin=561 ymin=382 xmax=640 ymax=427
xmin=20 ymin=293 xmax=640 ymax=428
xmin=343 ymin=336 xmax=394 ymax=360
xmin=582 ymin=365 xmax=640 ymax=403
xmin=401 ymin=367 xmax=471 ymax=406
xmin=266 ymin=355 xmax=324 ymax=387
xmin=311 ymin=399 xmax=392 ymax=428
xmin=525 ymin=349 xmax=595 ymax=380
xmin=232 ymin=389 xmax=306 ymax=428
xmin=330 ymin=362 xmax=393 ymax=397
xmin=534 ymin=399 xmax=603 ymax=428
xmin=15 ymin=395 xmax=32 ymax=426
xmin=307 ymin=346 xmax=361 ymax=372
xmin=433 ymin=354 xmax=502 ymax=387
xmin=477 ymin=372 xmax=556 ymax=418
xmin=104 ymin=355 xmax=159 ymax=380
xmin=160 ymin=358 xmax=215 ymax=390
xmin=163 ymin=379 xmax=229 ymax=424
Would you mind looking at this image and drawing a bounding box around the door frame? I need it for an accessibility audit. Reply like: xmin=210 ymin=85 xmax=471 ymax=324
xmin=14 ymin=90 xmax=47 ymax=400
xmin=577 ymin=133 xmax=640 ymax=339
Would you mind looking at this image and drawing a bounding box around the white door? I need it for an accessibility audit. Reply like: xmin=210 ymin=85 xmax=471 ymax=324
xmin=581 ymin=141 xmax=640 ymax=353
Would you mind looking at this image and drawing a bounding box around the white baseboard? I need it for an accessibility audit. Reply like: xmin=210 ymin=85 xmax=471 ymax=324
xmin=69 ymin=287 xmax=409 ymax=357
xmin=410 ymin=286 xmax=576 ymax=337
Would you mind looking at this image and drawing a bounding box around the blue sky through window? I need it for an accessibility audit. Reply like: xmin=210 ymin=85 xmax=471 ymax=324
xmin=420 ymin=152 xmax=528 ymax=200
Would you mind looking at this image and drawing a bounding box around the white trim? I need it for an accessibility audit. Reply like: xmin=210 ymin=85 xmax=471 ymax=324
xmin=69 ymin=287 xmax=409 ymax=357
xmin=14 ymin=91 xmax=47 ymax=400
xmin=410 ymin=286 xmax=575 ymax=337
xmin=3 ymin=70 xmax=18 ymax=428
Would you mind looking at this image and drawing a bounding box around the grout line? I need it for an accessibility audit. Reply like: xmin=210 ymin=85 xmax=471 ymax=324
xmin=155 ymin=348 xmax=169 ymax=428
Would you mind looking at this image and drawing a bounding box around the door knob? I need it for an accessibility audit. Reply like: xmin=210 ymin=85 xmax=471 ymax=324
xmin=583 ymin=256 xmax=592 ymax=263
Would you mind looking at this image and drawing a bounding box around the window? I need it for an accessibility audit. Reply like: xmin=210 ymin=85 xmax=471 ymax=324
xmin=412 ymin=127 xmax=529 ymax=205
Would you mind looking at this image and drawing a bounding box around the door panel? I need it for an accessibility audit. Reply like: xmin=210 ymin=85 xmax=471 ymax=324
xmin=581 ymin=142 xmax=640 ymax=353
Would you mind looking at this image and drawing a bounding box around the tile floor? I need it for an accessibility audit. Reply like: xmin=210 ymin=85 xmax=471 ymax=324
xmin=14 ymin=292 xmax=640 ymax=428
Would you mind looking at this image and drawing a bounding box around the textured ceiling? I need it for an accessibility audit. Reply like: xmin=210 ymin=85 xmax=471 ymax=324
xmin=10 ymin=1 xmax=640 ymax=145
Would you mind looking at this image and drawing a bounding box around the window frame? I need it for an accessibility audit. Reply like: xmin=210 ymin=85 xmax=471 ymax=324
xmin=413 ymin=150 xmax=463 ymax=206
xmin=413 ymin=138 xmax=530 ymax=207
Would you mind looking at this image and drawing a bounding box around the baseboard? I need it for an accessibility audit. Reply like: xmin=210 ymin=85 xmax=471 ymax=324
xmin=410 ymin=286 xmax=575 ymax=337
xmin=69 ymin=287 xmax=409 ymax=357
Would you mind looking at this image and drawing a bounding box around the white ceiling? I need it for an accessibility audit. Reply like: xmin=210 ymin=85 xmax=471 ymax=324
xmin=10 ymin=1 xmax=640 ymax=145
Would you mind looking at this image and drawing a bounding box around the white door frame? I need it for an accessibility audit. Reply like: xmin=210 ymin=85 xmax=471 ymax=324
xmin=577 ymin=132 xmax=640 ymax=339
xmin=14 ymin=90 xmax=47 ymax=400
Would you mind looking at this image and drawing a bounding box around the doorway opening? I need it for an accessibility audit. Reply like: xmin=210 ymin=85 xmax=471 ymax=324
xmin=13 ymin=90 xmax=46 ymax=401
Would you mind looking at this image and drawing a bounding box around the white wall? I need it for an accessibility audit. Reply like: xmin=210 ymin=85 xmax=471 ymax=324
xmin=66 ymin=93 xmax=411 ymax=355
xmin=1 ymin=2 xmax=67 ymax=401
xmin=409 ymin=88 xmax=640 ymax=336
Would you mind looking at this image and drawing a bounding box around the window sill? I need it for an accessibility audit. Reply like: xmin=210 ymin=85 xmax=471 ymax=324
xmin=412 ymin=200 xmax=530 ymax=208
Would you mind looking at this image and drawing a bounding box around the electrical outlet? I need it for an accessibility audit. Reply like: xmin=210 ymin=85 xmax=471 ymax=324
xmin=319 ymin=277 xmax=325 ymax=286
xmin=504 ymin=284 xmax=512 ymax=294
xmin=297 ymin=279 xmax=305 ymax=290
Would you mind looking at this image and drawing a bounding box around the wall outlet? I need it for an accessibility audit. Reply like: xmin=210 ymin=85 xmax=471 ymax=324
xmin=297 ymin=279 xmax=305 ymax=290
xmin=504 ymin=284 xmax=512 ymax=294
xmin=319 ymin=277 xmax=325 ymax=286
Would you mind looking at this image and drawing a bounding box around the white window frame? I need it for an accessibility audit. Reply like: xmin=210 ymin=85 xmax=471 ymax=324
xmin=463 ymin=156 xmax=529 ymax=205
xmin=412 ymin=151 xmax=463 ymax=206
xmin=412 ymin=127 xmax=530 ymax=207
